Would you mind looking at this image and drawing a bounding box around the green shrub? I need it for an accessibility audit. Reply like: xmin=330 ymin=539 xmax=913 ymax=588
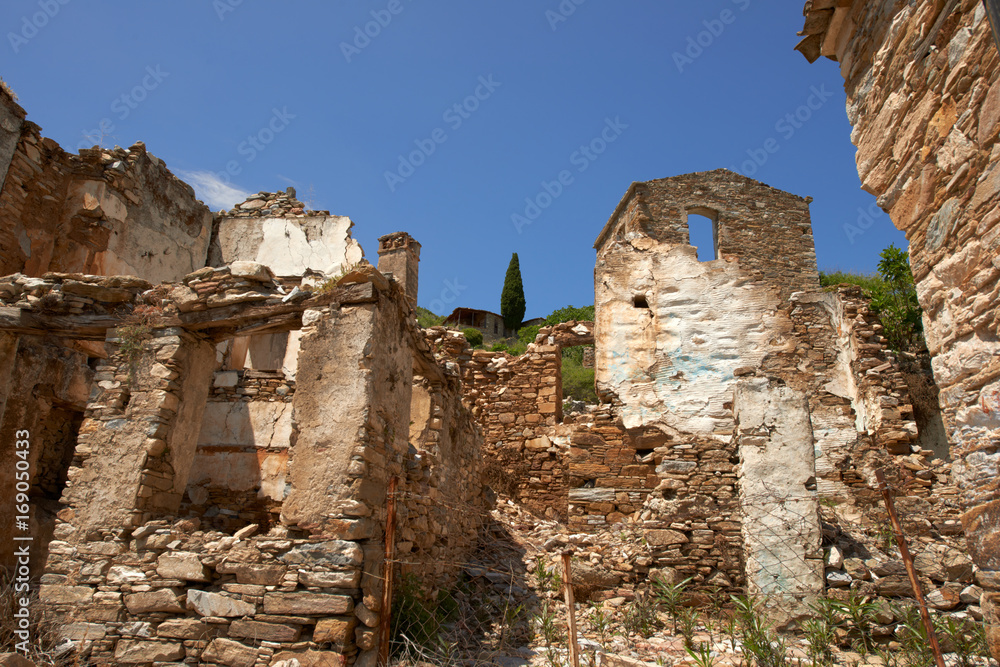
xmin=416 ymin=306 xmax=445 ymax=328
xmin=461 ymin=328 xmax=483 ymax=347
xmin=869 ymin=244 xmax=923 ymax=352
xmin=490 ymin=341 xmax=509 ymax=352
xmin=819 ymin=270 xmax=884 ymax=292
xmin=518 ymin=324 xmax=541 ymax=346
xmin=820 ymin=243 xmax=924 ymax=352
xmin=544 ymin=304 xmax=594 ymax=325
xmin=562 ymin=355 xmax=596 ymax=403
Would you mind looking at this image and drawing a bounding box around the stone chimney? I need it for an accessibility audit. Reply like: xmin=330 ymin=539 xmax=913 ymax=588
xmin=377 ymin=232 xmax=421 ymax=307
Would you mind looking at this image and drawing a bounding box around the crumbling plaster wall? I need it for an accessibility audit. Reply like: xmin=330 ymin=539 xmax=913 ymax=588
xmin=210 ymin=190 xmax=364 ymax=279
xmin=594 ymin=170 xmax=818 ymax=437
xmin=596 ymin=236 xmax=794 ymax=436
xmin=795 ymin=0 xmax=1000 ymax=654
xmin=735 ymin=378 xmax=824 ymax=627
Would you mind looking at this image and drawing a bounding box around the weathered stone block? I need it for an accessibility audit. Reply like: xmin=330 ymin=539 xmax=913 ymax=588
xmin=269 ymin=650 xmax=347 ymax=667
xmin=114 ymin=639 xmax=185 ymax=664
xmin=187 ymin=589 xmax=256 ymax=617
xmin=156 ymin=551 xmax=210 ymax=582
xmin=202 ymin=638 xmax=259 ymax=667
xmin=156 ymin=617 xmax=210 ymax=639
xmin=313 ymin=616 xmax=358 ymax=644
xmin=298 ymin=569 xmax=362 ymax=589
xmin=229 ymin=619 xmax=301 ymax=642
xmin=263 ymin=591 xmax=353 ymax=616
xmin=217 ymin=561 xmax=286 ymax=586
xmin=125 ymin=589 xmax=184 ymax=614
xmin=280 ymin=541 xmax=364 ymax=568
xmin=645 ymin=529 xmax=689 ymax=546
xmin=39 ymin=585 xmax=93 ymax=604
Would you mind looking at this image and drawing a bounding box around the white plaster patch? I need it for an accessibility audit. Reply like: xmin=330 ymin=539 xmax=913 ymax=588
xmin=597 ymin=241 xmax=791 ymax=435
xmin=255 ymin=216 xmax=363 ymax=276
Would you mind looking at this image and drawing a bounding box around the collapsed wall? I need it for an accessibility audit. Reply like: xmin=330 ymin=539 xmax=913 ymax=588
xmin=5 ymin=265 xmax=485 ymax=666
xmin=0 ymin=96 xmax=485 ymax=663
xmin=795 ymin=0 xmax=1000 ymax=655
xmin=0 ymin=90 xmax=213 ymax=283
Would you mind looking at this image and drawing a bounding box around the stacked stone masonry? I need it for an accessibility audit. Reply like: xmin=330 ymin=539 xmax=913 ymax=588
xmin=796 ymin=0 xmax=1000 ymax=656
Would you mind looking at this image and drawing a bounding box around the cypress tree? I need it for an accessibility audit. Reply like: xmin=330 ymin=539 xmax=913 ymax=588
xmin=500 ymin=253 xmax=526 ymax=331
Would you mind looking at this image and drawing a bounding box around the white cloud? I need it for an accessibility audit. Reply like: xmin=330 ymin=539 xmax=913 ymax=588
xmin=175 ymin=169 xmax=251 ymax=211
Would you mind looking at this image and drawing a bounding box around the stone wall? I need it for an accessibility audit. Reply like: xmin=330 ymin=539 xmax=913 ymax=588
xmin=795 ymin=0 xmax=1000 ymax=654
xmin=594 ymin=171 xmax=814 ymax=437
xmin=595 ymin=169 xmax=819 ymax=302
xmin=0 ymin=263 xmax=485 ymax=666
xmin=0 ymin=88 xmax=213 ymax=283
xmin=424 ymin=321 xmax=594 ymax=520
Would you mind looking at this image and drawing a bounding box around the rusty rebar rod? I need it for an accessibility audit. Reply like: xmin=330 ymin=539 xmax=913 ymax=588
xmin=874 ymin=469 xmax=946 ymax=667
xmin=378 ymin=476 xmax=399 ymax=667
xmin=561 ymin=551 xmax=580 ymax=667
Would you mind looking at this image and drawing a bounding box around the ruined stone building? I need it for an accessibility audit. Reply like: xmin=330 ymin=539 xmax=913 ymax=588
xmin=430 ymin=168 xmax=963 ymax=627
xmin=2 ymin=0 xmax=1000 ymax=657
xmin=0 ymin=84 xmax=485 ymax=666
xmin=796 ymin=0 xmax=1000 ymax=655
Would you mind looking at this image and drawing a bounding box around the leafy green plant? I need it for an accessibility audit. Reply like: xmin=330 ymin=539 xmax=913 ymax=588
xmin=868 ymin=244 xmax=924 ymax=352
xmin=500 ymin=252 xmax=526 ymax=331
xmin=533 ymin=602 xmax=562 ymax=646
xmin=544 ymin=304 xmax=594 ymax=325
xmin=732 ymin=595 xmax=787 ymax=667
xmin=416 ymin=306 xmax=445 ymax=328
xmin=461 ymin=327 xmax=483 ymax=347
xmin=653 ymin=576 xmax=692 ymax=633
xmin=562 ymin=354 xmax=597 ymax=403
xmin=533 ymin=560 xmax=561 ymax=592
xmin=518 ymin=324 xmax=542 ymax=346
xmin=937 ymin=615 xmax=990 ymax=667
xmin=894 ymin=603 xmax=935 ymax=667
xmin=832 ymin=593 xmax=879 ymax=655
xmin=391 ymin=573 xmax=444 ymax=648
xmin=678 ymin=607 xmax=700 ymax=648
xmin=686 ymin=641 xmax=716 ymax=667
xmin=802 ymin=616 xmax=836 ymax=667
xmin=821 ymin=244 xmax=924 ymax=352
xmin=622 ymin=592 xmax=659 ymax=637
xmin=588 ymin=604 xmax=613 ymax=645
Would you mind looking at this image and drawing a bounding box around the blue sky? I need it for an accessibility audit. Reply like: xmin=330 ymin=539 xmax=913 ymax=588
xmin=1 ymin=0 xmax=907 ymax=319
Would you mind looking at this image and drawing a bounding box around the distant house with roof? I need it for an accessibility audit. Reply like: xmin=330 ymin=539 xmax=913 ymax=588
xmin=443 ymin=308 xmax=544 ymax=340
